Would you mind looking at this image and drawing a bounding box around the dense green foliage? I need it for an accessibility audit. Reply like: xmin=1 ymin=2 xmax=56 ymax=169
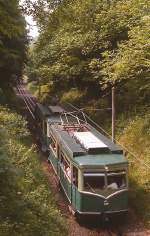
xmin=26 ymin=0 xmax=150 ymax=111
xmin=0 ymin=106 xmax=67 ymax=236
xmin=0 ymin=0 xmax=27 ymax=90
xmin=119 ymin=115 xmax=150 ymax=225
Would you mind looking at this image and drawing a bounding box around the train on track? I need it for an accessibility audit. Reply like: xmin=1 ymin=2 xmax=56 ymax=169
xmin=34 ymin=103 xmax=128 ymax=220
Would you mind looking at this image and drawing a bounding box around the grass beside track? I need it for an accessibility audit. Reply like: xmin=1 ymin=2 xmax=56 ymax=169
xmin=0 ymin=105 xmax=67 ymax=236
xmin=118 ymin=115 xmax=150 ymax=227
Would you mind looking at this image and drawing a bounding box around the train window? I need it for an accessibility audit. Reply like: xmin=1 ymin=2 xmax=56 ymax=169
xmin=107 ymin=171 xmax=126 ymax=189
xmin=60 ymin=152 xmax=71 ymax=180
xmin=49 ymin=136 xmax=57 ymax=155
xmin=73 ymin=166 xmax=78 ymax=187
xmin=84 ymin=173 xmax=105 ymax=193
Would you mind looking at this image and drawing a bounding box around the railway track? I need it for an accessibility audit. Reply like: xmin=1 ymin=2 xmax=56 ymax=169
xmin=16 ymin=84 xmax=133 ymax=236
xmin=16 ymin=84 xmax=36 ymax=119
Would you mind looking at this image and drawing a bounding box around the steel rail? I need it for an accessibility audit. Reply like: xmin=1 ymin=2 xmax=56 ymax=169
xmin=17 ymin=85 xmax=34 ymax=109
xmin=19 ymin=84 xmax=36 ymax=108
xmin=17 ymin=85 xmax=35 ymax=119
xmin=18 ymin=84 xmax=36 ymax=110
xmin=17 ymin=85 xmax=35 ymax=112
xmin=17 ymin=85 xmax=35 ymax=116
xmin=18 ymin=85 xmax=36 ymax=112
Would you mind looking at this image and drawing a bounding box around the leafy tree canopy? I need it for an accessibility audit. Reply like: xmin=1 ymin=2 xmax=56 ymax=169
xmin=26 ymin=0 xmax=150 ymax=109
xmin=0 ymin=0 xmax=27 ymax=90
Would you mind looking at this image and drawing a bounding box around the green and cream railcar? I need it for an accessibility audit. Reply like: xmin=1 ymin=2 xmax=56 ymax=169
xmin=35 ymin=103 xmax=128 ymax=218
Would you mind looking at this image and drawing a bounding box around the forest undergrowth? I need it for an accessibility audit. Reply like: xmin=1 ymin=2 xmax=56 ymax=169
xmin=119 ymin=114 xmax=150 ymax=227
xmin=0 ymin=99 xmax=67 ymax=236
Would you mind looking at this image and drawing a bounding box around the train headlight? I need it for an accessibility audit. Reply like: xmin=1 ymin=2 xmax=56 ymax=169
xmin=104 ymin=200 xmax=109 ymax=206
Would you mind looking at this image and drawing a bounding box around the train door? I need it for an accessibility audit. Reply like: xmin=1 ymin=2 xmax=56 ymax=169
xmin=71 ymin=166 xmax=78 ymax=209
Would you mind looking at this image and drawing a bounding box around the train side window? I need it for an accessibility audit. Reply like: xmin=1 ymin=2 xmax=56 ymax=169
xmin=60 ymin=152 xmax=71 ymax=180
xmin=73 ymin=166 xmax=78 ymax=187
xmin=49 ymin=135 xmax=57 ymax=155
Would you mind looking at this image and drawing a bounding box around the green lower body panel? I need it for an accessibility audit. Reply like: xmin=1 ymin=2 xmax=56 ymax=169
xmin=48 ymin=154 xmax=72 ymax=202
xmin=48 ymin=150 xmax=58 ymax=173
xmin=74 ymin=190 xmax=128 ymax=215
xmin=59 ymin=167 xmax=72 ymax=201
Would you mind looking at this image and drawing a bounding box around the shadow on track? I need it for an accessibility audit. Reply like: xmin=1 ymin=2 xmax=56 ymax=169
xmin=76 ymin=214 xmax=128 ymax=233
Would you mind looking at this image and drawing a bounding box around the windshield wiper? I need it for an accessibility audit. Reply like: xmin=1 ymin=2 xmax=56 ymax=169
xmin=86 ymin=183 xmax=96 ymax=193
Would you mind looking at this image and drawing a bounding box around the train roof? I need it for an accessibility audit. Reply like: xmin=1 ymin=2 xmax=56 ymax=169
xmin=49 ymin=122 xmax=123 ymax=155
xmin=50 ymin=125 xmax=86 ymax=157
xmin=49 ymin=105 xmax=65 ymax=114
xmin=35 ymin=103 xmax=51 ymax=119
xmin=47 ymin=116 xmax=61 ymax=124
xmin=73 ymin=153 xmax=127 ymax=168
xmin=35 ymin=103 xmax=65 ymax=120
xmin=37 ymin=103 xmax=127 ymax=168
xmin=89 ymin=125 xmax=123 ymax=154
xmin=49 ymin=122 xmax=127 ymax=168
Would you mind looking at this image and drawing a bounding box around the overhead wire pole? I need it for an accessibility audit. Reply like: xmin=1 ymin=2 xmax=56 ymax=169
xmin=112 ymin=84 xmax=115 ymax=143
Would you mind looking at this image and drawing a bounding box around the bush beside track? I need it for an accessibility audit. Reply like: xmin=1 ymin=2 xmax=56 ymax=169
xmin=118 ymin=115 xmax=150 ymax=227
xmin=0 ymin=105 xmax=67 ymax=236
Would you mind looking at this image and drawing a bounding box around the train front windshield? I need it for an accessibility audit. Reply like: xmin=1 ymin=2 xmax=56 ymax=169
xmin=84 ymin=173 xmax=105 ymax=193
xmin=107 ymin=171 xmax=126 ymax=189
xmin=83 ymin=171 xmax=127 ymax=193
